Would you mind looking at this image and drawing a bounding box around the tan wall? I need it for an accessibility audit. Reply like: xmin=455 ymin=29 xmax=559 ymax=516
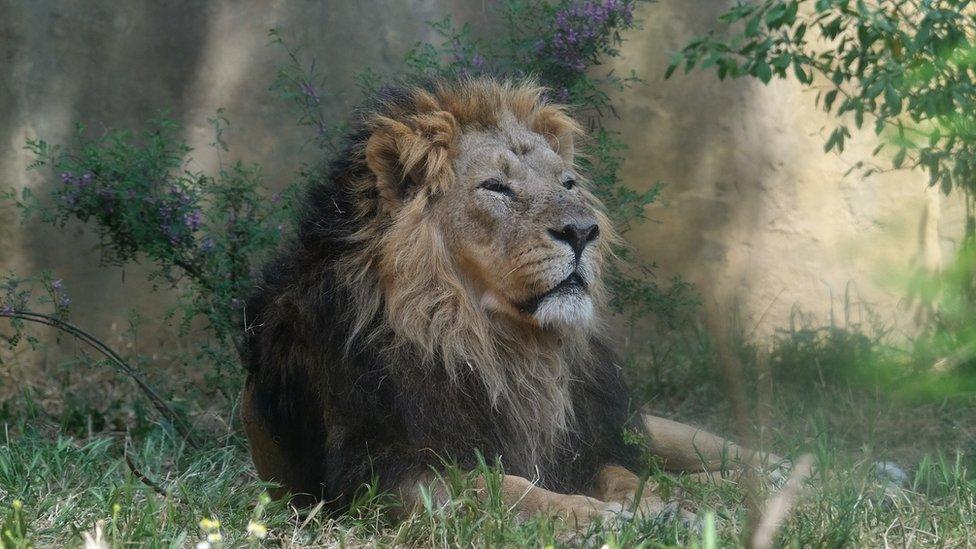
xmin=0 ymin=0 xmax=967 ymax=364
xmin=0 ymin=0 xmax=488 ymax=360
xmin=609 ymin=2 xmax=968 ymax=338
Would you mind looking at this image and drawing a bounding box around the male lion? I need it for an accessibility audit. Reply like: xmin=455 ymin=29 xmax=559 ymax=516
xmin=242 ymin=78 xmax=776 ymax=527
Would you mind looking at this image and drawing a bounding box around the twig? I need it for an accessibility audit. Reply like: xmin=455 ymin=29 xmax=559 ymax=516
xmin=0 ymin=310 xmax=199 ymax=448
xmin=124 ymin=451 xmax=170 ymax=498
xmin=123 ymin=436 xmax=190 ymax=505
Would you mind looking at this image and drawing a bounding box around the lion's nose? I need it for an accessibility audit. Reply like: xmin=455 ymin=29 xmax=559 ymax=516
xmin=548 ymin=222 xmax=600 ymax=258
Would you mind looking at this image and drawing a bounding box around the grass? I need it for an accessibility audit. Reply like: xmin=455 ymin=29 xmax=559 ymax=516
xmin=1 ymin=319 xmax=975 ymax=547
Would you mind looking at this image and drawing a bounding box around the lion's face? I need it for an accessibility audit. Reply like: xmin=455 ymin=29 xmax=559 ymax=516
xmin=435 ymin=113 xmax=605 ymax=330
xmin=360 ymin=80 xmax=611 ymax=351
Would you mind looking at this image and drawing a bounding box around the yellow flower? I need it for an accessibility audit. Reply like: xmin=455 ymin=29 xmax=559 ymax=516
xmin=247 ymin=520 xmax=268 ymax=539
xmin=198 ymin=517 xmax=221 ymax=531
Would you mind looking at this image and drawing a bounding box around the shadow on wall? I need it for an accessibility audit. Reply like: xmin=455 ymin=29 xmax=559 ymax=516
xmin=607 ymin=0 xmax=770 ymax=329
xmin=609 ymin=0 xmax=965 ymax=341
xmin=0 ymin=1 xmax=487 ymax=360
xmin=1 ymin=2 xmax=215 ymax=358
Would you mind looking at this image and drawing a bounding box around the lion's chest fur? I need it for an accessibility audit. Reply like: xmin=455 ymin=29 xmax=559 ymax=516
xmin=367 ymin=344 xmax=578 ymax=476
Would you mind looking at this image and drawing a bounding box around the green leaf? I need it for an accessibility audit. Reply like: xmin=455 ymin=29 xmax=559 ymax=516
xmin=746 ymin=14 xmax=762 ymax=37
xmin=793 ymin=60 xmax=811 ymax=84
xmin=665 ymin=53 xmax=682 ymax=79
xmin=784 ymin=1 xmax=799 ymax=25
xmin=765 ymin=4 xmax=787 ymax=29
xmin=893 ymin=147 xmax=906 ymax=168
xmin=754 ymin=60 xmax=773 ymax=83
xmin=824 ymin=89 xmax=839 ymax=111
xmin=884 ymin=84 xmax=901 ymax=114
xmin=794 ymin=23 xmax=807 ymax=43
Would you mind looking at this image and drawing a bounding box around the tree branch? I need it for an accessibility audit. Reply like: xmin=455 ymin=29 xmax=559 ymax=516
xmin=0 ymin=310 xmax=199 ymax=448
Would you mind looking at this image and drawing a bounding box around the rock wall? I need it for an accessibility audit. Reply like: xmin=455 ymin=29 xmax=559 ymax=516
xmin=0 ymin=0 xmax=966 ymax=365
xmin=609 ymin=1 xmax=968 ymax=338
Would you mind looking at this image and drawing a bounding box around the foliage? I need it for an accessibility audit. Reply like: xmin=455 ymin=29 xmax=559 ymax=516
xmin=358 ymin=0 xmax=695 ymax=321
xmin=1 ymin=272 xmax=71 ymax=349
xmin=0 ymin=0 xmax=693 ymax=490
xmin=17 ymin=116 xmax=298 ymax=356
xmin=2 ymin=2 xmax=690 ymax=407
xmin=669 ymin=0 xmax=976 ymax=197
xmin=670 ymin=0 xmax=976 ymax=387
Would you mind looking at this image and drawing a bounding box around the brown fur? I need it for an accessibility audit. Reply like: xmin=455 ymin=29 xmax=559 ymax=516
xmin=329 ymin=79 xmax=613 ymax=468
xmin=242 ymin=78 xmax=781 ymax=529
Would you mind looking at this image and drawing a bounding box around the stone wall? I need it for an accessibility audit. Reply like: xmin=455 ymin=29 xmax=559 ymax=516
xmin=0 ymin=1 xmax=966 ymax=364
xmin=609 ymin=2 xmax=968 ymax=338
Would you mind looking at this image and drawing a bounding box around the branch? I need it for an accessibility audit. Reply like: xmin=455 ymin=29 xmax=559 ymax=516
xmin=0 ymin=310 xmax=199 ymax=448
xmin=124 ymin=451 xmax=170 ymax=498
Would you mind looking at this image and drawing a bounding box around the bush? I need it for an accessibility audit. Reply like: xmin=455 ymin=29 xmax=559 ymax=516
xmin=1 ymin=0 xmax=689 ymax=437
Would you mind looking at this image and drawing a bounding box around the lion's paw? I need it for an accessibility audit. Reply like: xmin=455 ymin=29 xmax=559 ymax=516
xmin=556 ymin=495 xmax=633 ymax=529
xmin=635 ymin=497 xmax=698 ymax=530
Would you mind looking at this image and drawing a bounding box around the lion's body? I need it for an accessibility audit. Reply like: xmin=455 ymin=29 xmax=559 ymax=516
xmin=242 ymin=79 xmax=775 ymax=523
xmin=242 ymin=80 xmax=643 ymax=512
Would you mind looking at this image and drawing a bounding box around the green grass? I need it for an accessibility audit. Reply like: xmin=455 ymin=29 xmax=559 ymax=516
xmin=1 ymin=390 xmax=974 ymax=547
xmin=1 ymin=321 xmax=975 ymax=547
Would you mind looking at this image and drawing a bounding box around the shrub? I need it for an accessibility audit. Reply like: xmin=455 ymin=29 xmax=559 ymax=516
xmin=1 ymin=1 xmax=688 ymax=436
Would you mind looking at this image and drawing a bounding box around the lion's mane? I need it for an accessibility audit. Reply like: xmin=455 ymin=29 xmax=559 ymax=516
xmin=243 ymin=79 xmax=641 ymax=510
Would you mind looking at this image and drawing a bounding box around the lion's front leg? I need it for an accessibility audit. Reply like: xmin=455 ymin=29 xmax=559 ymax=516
xmin=398 ymin=472 xmax=627 ymax=528
xmin=591 ymin=465 xmax=695 ymax=524
xmin=642 ymin=414 xmax=783 ymax=474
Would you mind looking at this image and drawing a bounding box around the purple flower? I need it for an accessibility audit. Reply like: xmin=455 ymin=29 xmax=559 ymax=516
xmin=58 ymin=294 xmax=71 ymax=308
xmin=51 ymin=279 xmax=62 ymax=290
xmin=546 ymin=0 xmax=635 ymax=75
xmin=60 ymin=172 xmax=72 ymax=184
xmin=230 ymin=297 xmax=242 ymax=309
xmin=0 ymin=303 xmax=12 ymax=315
xmin=200 ymin=237 xmax=216 ymax=252
xmin=183 ymin=210 xmax=202 ymax=231
xmin=471 ymin=53 xmax=485 ymax=70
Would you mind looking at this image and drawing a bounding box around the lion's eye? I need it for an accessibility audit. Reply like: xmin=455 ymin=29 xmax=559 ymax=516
xmin=479 ymin=178 xmax=515 ymax=197
xmin=562 ymin=178 xmax=577 ymax=190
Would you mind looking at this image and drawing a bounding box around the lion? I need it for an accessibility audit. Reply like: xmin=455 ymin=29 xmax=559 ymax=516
xmin=241 ymin=78 xmax=778 ymax=528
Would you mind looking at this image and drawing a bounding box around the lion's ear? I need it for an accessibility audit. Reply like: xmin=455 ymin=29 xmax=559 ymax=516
xmin=532 ymin=105 xmax=582 ymax=164
xmin=364 ymin=111 xmax=459 ymax=199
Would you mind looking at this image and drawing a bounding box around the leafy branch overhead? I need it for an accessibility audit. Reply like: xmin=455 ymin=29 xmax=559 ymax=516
xmin=670 ymin=0 xmax=976 ymax=195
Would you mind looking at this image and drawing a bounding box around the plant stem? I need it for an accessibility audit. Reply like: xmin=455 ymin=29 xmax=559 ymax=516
xmin=0 ymin=310 xmax=199 ymax=448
